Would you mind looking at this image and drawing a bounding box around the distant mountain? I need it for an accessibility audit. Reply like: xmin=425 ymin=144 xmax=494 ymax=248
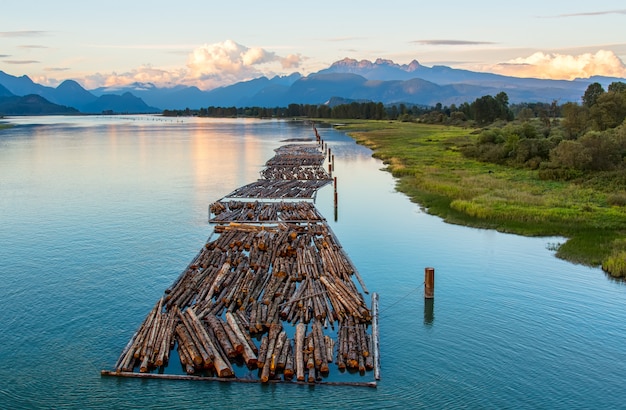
xmin=0 ymin=83 xmax=14 ymax=97
xmin=55 ymin=79 xmax=98 ymax=108
xmin=82 ymin=92 xmax=160 ymax=114
xmin=0 ymin=71 xmax=160 ymax=113
xmin=3 ymin=59 xmax=625 ymax=112
xmin=0 ymin=71 xmax=55 ymax=98
xmin=317 ymin=58 xmax=423 ymax=81
xmin=90 ymin=73 xmax=303 ymax=109
xmin=0 ymin=94 xmax=79 ymax=115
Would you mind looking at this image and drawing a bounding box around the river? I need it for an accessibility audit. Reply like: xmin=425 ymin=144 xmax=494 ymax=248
xmin=0 ymin=116 xmax=625 ymax=409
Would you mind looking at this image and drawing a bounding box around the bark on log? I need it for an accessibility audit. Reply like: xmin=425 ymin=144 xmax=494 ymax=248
xmin=225 ymin=312 xmax=258 ymax=368
xmin=205 ymin=315 xmax=236 ymax=359
xmin=257 ymin=335 xmax=269 ymax=369
xmin=295 ymin=323 xmax=306 ymax=381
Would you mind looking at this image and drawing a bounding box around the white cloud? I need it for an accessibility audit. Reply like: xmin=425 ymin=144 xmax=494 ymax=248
xmin=488 ymin=50 xmax=626 ymax=80
xmin=80 ymin=65 xmax=186 ymax=89
xmin=185 ymin=40 xmax=303 ymax=89
xmin=280 ymin=54 xmax=303 ymax=69
xmin=40 ymin=40 xmax=304 ymax=90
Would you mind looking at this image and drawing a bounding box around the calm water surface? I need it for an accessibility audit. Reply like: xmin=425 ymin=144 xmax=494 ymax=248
xmin=1 ymin=116 xmax=625 ymax=409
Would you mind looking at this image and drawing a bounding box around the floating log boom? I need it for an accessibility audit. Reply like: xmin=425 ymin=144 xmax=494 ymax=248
xmin=105 ymin=135 xmax=377 ymax=387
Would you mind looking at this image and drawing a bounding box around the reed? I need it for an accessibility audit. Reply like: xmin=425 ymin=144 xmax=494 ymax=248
xmin=331 ymin=120 xmax=626 ymax=277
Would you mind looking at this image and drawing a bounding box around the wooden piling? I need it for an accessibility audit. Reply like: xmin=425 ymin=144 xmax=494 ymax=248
xmin=424 ymin=267 xmax=435 ymax=299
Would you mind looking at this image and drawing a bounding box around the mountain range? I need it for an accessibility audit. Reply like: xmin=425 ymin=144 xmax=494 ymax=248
xmin=1 ymin=58 xmax=625 ymax=115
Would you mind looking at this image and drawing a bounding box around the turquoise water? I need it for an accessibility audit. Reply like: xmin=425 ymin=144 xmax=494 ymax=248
xmin=1 ymin=116 xmax=625 ymax=409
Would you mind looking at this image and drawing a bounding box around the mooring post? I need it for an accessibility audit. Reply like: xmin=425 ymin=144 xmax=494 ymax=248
xmin=424 ymin=267 xmax=435 ymax=299
xmin=328 ymin=147 xmax=332 ymax=162
xmin=331 ymin=154 xmax=335 ymax=171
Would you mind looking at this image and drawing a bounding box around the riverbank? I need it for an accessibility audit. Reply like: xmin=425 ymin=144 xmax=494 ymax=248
xmin=325 ymin=120 xmax=626 ymax=277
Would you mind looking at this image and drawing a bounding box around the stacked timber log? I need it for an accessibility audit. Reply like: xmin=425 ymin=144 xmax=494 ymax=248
xmin=110 ymin=137 xmax=377 ymax=385
xmin=224 ymin=179 xmax=331 ymax=199
xmin=266 ymin=144 xmax=326 ymax=167
xmin=261 ymin=165 xmax=330 ymax=181
xmin=209 ymin=201 xmax=325 ymax=223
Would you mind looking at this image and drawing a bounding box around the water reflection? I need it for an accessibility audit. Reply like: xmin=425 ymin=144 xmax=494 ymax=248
xmin=424 ymin=298 xmax=435 ymax=326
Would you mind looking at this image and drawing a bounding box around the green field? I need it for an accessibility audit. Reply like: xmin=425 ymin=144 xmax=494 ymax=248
xmin=331 ymin=120 xmax=626 ymax=277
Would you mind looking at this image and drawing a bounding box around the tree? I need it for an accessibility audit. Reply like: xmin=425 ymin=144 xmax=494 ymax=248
xmin=561 ymin=102 xmax=589 ymax=138
xmin=550 ymin=140 xmax=592 ymax=170
xmin=582 ymin=82 xmax=605 ymax=108
xmin=590 ymin=89 xmax=626 ymax=130
xmin=608 ymin=81 xmax=626 ymax=93
xmin=517 ymin=107 xmax=534 ymax=122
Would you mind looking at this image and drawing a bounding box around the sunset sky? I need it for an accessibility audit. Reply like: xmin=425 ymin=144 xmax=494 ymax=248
xmin=1 ymin=1 xmax=625 ymax=90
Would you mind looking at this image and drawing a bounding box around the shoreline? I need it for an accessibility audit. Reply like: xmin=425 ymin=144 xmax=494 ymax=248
xmin=323 ymin=119 xmax=626 ymax=278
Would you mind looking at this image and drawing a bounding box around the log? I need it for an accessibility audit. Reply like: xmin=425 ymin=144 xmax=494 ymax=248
xmin=183 ymin=309 xmax=215 ymax=369
xmin=101 ymin=370 xmax=378 ymax=387
xmin=371 ymin=292 xmax=380 ymax=380
xmin=221 ymin=315 xmax=244 ymax=355
xmin=206 ymin=315 xmax=236 ymax=359
xmin=155 ymin=313 xmax=176 ymax=367
xmin=175 ymin=324 xmax=202 ymax=367
xmin=276 ymin=334 xmax=289 ymax=371
xmin=225 ymin=312 xmax=258 ymax=368
xmin=272 ymin=331 xmax=287 ymax=372
xmin=257 ymin=335 xmax=269 ymax=369
xmin=365 ymin=335 xmax=374 ymax=371
xmin=176 ymin=341 xmax=196 ymax=374
xmin=306 ymin=335 xmax=315 ymax=369
xmin=295 ymin=323 xmax=306 ymax=381
xmin=177 ymin=309 xmax=212 ymax=368
xmin=261 ymin=324 xmax=282 ymax=382
xmin=311 ymin=321 xmax=326 ymax=370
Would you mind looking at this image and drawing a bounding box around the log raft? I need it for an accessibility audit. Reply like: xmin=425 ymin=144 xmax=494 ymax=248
xmin=103 ymin=134 xmax=378 ymax=387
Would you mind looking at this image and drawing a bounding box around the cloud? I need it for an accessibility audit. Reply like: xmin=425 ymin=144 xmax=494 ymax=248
xmin=0 ymin=54 xmax=10 ymax=58
xmin=413 ymin=39 xmax=496 ymax=46
xmin=80 ymin=65 xmax=186 ymax=89
xmin=185 ymin=40 xmax=302 ymax=89
xmin=3 ymin=60 xmax=40 ymax=64
xmin=487 ymin=50 xmax=626 ymax=80
xmin=0 ymin=30 xmax=48 ymax=37
xmin=548 ymin=9 xmax=626 ymax=18
xmin=38 ymin=40 xmax=304 ymax=90
xmin=326 ymin=37 xmax=366 ymax=42
xmin=18 ymin=45 xmax=48 ymax=49
xmin=280 ymin=54 xmax=303 ymax=69
xmin=44 ymin=67 xmax=71 ymax=72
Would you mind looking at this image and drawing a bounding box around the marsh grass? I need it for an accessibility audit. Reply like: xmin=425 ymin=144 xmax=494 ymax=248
xmin=333 ymin=120 xmax=626 ymax=277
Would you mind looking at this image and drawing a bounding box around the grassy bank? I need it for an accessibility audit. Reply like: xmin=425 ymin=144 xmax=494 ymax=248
xmin=330 ymin=120 xmax=626 ymax=277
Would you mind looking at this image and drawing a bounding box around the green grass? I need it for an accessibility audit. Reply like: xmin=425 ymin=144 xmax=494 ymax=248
xmin=329 ymin=120 xmax=626 ymax=277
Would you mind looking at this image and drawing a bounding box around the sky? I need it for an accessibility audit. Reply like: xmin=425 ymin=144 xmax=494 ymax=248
xmin=1 ymin=0 xmax=626 ymax=90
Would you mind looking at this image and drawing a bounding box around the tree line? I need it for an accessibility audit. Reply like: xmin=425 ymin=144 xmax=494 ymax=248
xmin=460 ymin=82 xmax=626 ymax=182
xmin=161 ymin=95 xmax=515 ymax=123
